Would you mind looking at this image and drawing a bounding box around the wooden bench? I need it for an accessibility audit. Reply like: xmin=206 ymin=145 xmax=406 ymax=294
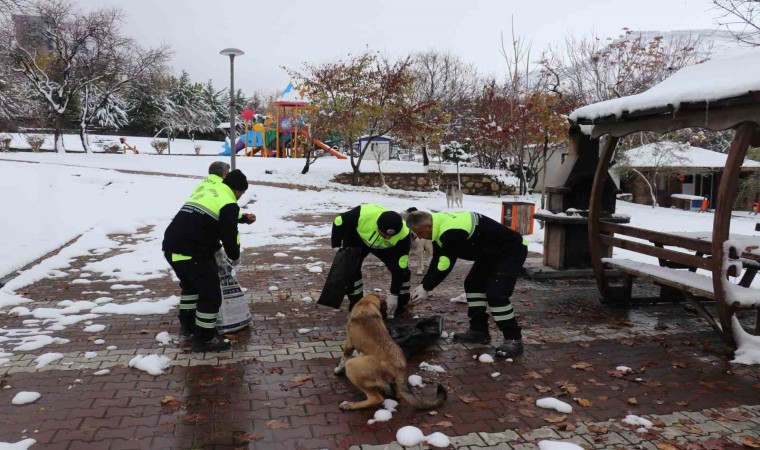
xmin=596 ymin=222 xmax=760 ymax=340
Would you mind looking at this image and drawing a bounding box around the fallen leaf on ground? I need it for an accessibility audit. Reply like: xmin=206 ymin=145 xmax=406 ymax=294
xmin=556 ymin=422 xmax=576 ymax=431
xmin=571 ymin=362 xmax=594 ymax=371
xmin=575 ymin=398 xmax=593 ymax=407
xmin=459 ymin=395 xmax=478 ymax=404
xmin=671 ymin=361 xmax=688 ymax=368
xmin=265 ymin=419 xmax=289 ymax=429
xmin=656 ymin=443 xmax=679 ymax=450
xmin=523 ymin=370 xmax=542 ymax=379
xmin=597 ymin=396 xmax=609 ymax=401
xmin=544 ymin=414 xmax=567 ymax=423
xmin=428 ymin=411 xmax=438 ymax=416
xmin=233 ymin=433 xmax=264 ymax=443
xmin=588 ymin=424 xmax=608 ymax=433
xmin=675 ymin=400 xmax=689 ymax=406
xmin=518 ymin=408 xmax=536 ymax=418
xmin=291 ymin=375 xmax=313 ymax=383
xmin=607 ymin=369 xmax=628 ymax=378
xmin=627 ymin=397 xmax=638 ymax=405
xmin=505 ymin=393 xmax=521 ymax=402
xmin=642 ymin=380 xmax=663 ymax=388
xmin=577 ymin=342 xmax=591 ymax=348
xmin=534 ymin=384 xmax=552 ymax=393
xmin=743 ymin=436 xmax=760 ymax=448
xmin=434 ymin=421 xmax=453 ymax=428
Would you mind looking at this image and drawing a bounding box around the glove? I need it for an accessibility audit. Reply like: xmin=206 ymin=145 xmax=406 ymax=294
xmin=230 ymin=258 xmax=241 ymax=267
xmin=411 ymin=286 xmax=428 ymax=302
xmin=385 ymin=294 xmax=398 ymax=318
xmin=244 ymin=213 xmax=256 ymax=224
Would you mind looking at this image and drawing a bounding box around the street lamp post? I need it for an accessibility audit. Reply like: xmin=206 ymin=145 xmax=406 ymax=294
xmin=220 ymin=48 xmax=245 ymax=170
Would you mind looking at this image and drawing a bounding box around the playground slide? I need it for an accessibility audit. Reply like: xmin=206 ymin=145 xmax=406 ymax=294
xmin=299 ymin=129 xmax=347 ymax=159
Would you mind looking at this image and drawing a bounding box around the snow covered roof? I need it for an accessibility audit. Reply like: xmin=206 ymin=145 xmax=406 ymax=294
xmin=570 ymin=47 xmax=760 ymax=123
xmin=624 ymin=141 xmax=760 ymax=169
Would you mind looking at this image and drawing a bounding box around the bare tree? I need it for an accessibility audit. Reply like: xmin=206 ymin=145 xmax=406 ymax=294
xmin=77 ymin=39 xmax=170 ymax=152
xmin=407 ymin=50 xmax=478 ymax=166
xmin=714 ymin=0 xmax=760 ymax=46
xmin=0 ymin=0 xmax=168 ymax=152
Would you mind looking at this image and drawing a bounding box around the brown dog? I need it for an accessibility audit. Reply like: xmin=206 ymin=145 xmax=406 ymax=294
xmin=334 ymin=293 xmax=447 ymax=410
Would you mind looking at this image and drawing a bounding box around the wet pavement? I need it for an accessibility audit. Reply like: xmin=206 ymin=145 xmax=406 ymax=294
xmin=1 ymin=214 xmax=759 ymax=449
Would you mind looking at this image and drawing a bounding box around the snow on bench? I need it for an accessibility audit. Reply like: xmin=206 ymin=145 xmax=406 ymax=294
xmin=602 ymin=258 xmax=760 ymax=307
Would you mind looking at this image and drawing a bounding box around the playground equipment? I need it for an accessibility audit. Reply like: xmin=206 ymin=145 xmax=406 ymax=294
xmin=120 ymin=137 xmax=138 ymax=154
xmin=217 ymin=83 xmax=346 ymax=159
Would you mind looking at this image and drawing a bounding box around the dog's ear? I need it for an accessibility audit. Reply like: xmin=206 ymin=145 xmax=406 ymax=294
xmin=406 ymin=207 xmax=418 ymax=213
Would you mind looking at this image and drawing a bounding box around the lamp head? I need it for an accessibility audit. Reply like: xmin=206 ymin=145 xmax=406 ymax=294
xmin=219 ymin=48 xmax=244 ymax=58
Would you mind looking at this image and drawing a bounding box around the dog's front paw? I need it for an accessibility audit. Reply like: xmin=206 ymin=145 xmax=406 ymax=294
xmin=339 ymin=401 xmax=354 ymax=410
xmin=333 ymin=365 xmax=346 ymax=376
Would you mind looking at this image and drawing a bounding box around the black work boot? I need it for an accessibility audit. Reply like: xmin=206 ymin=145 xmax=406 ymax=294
xmin=495 ymin=339 xmax=524 ymax=358
xmin=179 ymin=318 xmax=194 ymax=338
xmin=453 ymin=329 xmax=491 ymax=344
xmin=191 ymin=333 xmax=231 ymax=353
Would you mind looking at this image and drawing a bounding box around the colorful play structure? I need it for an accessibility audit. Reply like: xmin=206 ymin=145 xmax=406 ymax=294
xmin=219 ymin=83 xmax=346 ymax=159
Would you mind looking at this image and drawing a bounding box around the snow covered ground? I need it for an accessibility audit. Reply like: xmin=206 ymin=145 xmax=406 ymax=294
xmin=1 ymin=147 xmax=759 ymax=362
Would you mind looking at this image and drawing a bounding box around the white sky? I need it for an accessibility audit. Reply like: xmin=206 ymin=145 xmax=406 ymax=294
xmin=76 ymin=0 xmax=721 ymax=94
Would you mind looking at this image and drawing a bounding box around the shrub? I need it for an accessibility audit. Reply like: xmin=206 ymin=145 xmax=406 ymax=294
xmin=0 ymin=134 xmax=11 ymax=152
xmin=26 ymin=134 xmax=45 ymax=152
xmin=194 ymin=144 xmax=202 ymax=155
xmin=151 ymin=139 xmax=169 ymax=155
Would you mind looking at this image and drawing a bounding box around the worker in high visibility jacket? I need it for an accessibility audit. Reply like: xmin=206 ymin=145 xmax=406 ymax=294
xmin=406 ymin=210 xmax=528 ymax=358
xmin=162 ymin=169 xmax=255 ymax=352
xmin=331 ymin=204 xmax=412 ymax=317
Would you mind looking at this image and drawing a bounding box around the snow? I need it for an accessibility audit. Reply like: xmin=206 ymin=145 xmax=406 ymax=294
xmin=449 ymin=293 xmax=467 ymax=303
xmin=408 ymin=375 xmax=424 ymax=387
xmin=537 ymin=441 xmax=584 ymax=450
xmin=11 ymin=392 xmax=41 ymax=405
xmin=13 ymin=335 xmax=69 ymax=352
xmin=671 ymin=193 xmax=706 ymax=201
xmin=395 ymin=426 xmax=449 ymax=448
xmin=155 ymin=331 xmax=173 ymax=345
xmin=382 ymin=399 xmax=398 ymax=412
xmin=84 ymin=351 xmax=98 ymax=359
xmin=419 ymin=361 xmax=446 ymax=373
xmin=34 ymin=352 xmax=64 ymax=368
xmin=0 ymin=439 xmax=37 ymax=450
xmin=425 ymin=432 xmax=451 ymax=448
xmin=93 ymin=369 xmax=110 ymax=376
xmin=536 ymin=397 xmax=573 ymax=414
xmin=731 ymin=315 xmax=760 ymax=365
xmin=478 ymin=353 xmax=494 ymax=363
xmin=128 ymin=354 xmax=171 ymax=375
xmin=491 ymin=372 xmax=501 ymax=378
xmin=307 ymin=265 xmax=323 ymax=273
xmin=367 ymin=409 xmax=393 ymax=425
xmin=91 ymin=296 xmax=179 ymax=315
xmin=623 ymin=415 xmax=654 ymax=429
xmin=273 ymin=252 xmax=288 ymax=257
xmin=396 ymin=426 xmax=426 ymax=446
xmin=570 ymin=47 xmax=760 ymax=121
xmin=83 ymin=324 xmax=106 ymax=333
xmin=616 ymin=366 xmax=633 ymax=373
xmin=93 ymin=339 xmax=105 ymax=345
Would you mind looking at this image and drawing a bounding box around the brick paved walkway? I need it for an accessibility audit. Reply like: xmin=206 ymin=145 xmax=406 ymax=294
xmin=1 ymin=213 xmax=759 ymax=450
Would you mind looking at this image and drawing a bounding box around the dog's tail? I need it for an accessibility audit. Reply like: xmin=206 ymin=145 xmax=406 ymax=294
xmin=394 ymin=374 xmax=447 ymax=410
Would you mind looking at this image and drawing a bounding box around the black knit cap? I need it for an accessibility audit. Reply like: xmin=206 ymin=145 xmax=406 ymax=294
xmin=377 ymin=211 xmax=403 ymax=236
xmin=223 ymin=169 xmax=248 ymax=192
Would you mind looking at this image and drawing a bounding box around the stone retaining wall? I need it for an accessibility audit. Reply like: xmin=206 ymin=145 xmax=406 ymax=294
xmin=332 ymin=172 xmax=514 ymax=196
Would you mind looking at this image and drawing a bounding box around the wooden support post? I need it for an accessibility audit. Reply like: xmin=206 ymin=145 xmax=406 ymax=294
xmin=711 ymin=122 xmax=757 ymax=348
xmin=588 ymin=136 xmax=619 ymax=302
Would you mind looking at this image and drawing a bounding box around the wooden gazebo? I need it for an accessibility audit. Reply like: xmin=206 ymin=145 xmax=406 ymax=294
xmin=569 ymin=48 xmax=760 ymax=349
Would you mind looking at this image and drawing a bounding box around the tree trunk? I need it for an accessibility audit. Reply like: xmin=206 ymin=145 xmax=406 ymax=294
xmin=631 ymin=168 xmax=657 ymax=207
xmin=53 ymin=115 xmax=65 ymax=153
xmin=422 ymin=137 xmax=430 ymax=166
xmin=79 ymin=121 xmax=92 ymax=154
xmin=301 ymin=149 xmax=312 ymax=174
